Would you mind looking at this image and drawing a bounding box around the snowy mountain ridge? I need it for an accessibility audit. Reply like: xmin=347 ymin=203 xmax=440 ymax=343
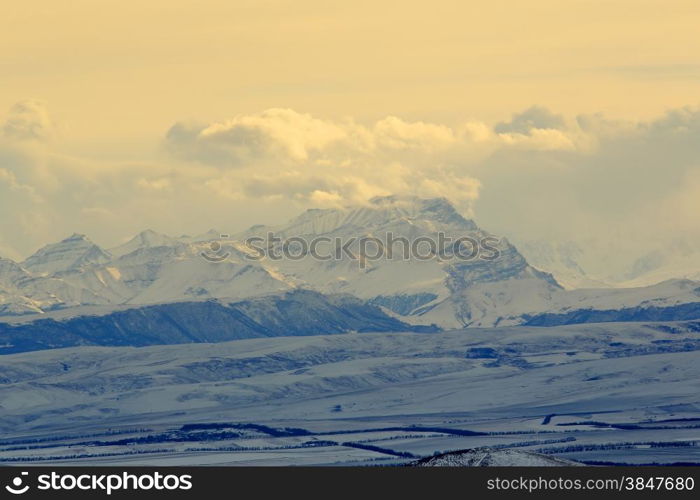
xmin=517 ymin=237 xmax=700 ymax=290
xmin=2 ymin=196 xmax=700 ymax=328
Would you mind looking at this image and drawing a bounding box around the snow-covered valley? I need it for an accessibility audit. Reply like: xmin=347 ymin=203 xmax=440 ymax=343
xmin=1 ymin=321 xmax=699 ymax=465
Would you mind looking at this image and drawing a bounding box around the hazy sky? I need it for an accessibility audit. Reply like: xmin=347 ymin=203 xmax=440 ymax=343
xmin=2 ymin=1 xmax=700 ymax=267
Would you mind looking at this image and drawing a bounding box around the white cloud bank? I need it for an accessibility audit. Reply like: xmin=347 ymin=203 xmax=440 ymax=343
xmin=1 ymin=101 xmax=700 ymax=273
xmin=163 ymin=108 xmax=483 ymax=208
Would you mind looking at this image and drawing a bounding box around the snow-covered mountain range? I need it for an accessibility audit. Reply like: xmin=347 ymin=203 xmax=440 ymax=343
xmin=517 ymin=237 xmax=700 ymax=290
xmin=514 ymin=240 xmax=608 ymax=289
xmin=2 ymin=196 xmax=700 ymax=330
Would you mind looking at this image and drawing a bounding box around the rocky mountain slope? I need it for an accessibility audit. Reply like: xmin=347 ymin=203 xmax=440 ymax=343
xmin=0 ymin=290 xmax=434 ymax=355
xmin=2 ymin=196 xmax=700 ymax=329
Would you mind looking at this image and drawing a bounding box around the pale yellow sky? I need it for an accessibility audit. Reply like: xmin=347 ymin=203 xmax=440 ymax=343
xmin=3 ymin=0 xmax=700 ymax=152
xmin=2 ymin=0 xmax=700 ymax=262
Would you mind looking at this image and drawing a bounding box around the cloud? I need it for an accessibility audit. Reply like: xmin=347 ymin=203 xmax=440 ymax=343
xmin=165 ymin=109 xmax=347 ymax=166
xmin=2 ymin=100 xmax=55 ymax=142
xmin=372 ymin=116 xmax=457 ymax=150
xmin=471 ymin=104 xmax=700 ymax=277
xmin=0 ymin=167 xmax=42 ymax=202
xmin=494 ymin=106 xmax=566 ymax=134
xmin=164 ymin=109 xmax=484 ymax=211
xmin=3 ymin=99 xmax=700 ymax=279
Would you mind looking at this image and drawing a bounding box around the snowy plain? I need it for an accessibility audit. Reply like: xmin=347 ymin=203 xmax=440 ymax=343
xmin=1 ymin=321 xmax=699 ymax=465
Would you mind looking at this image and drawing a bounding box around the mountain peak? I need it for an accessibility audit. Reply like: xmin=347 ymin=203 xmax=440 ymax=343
xmin=134 ymin=229 xmax=169 ymax=243
xmin=280 ymin=195 xmax=477 ymax=237
xmin=369 ymin=194 xmax=452 ymax=210
xmin=369 ymin=193 xmax=447 ymax=205
xmin=185 ymin=229 xmax=222 ymax=242
xmin=0 ymin=256 xmax=30 ymax=286
xmin=110 ymin=229 xmax=179 ymax=258
xmin=23 ymin=234 xmax=111 ymax=275
xmin=65 ymin=233 xmax=90 ymax=242
xmin=368 ymin=195 xmax=476 ymax=229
